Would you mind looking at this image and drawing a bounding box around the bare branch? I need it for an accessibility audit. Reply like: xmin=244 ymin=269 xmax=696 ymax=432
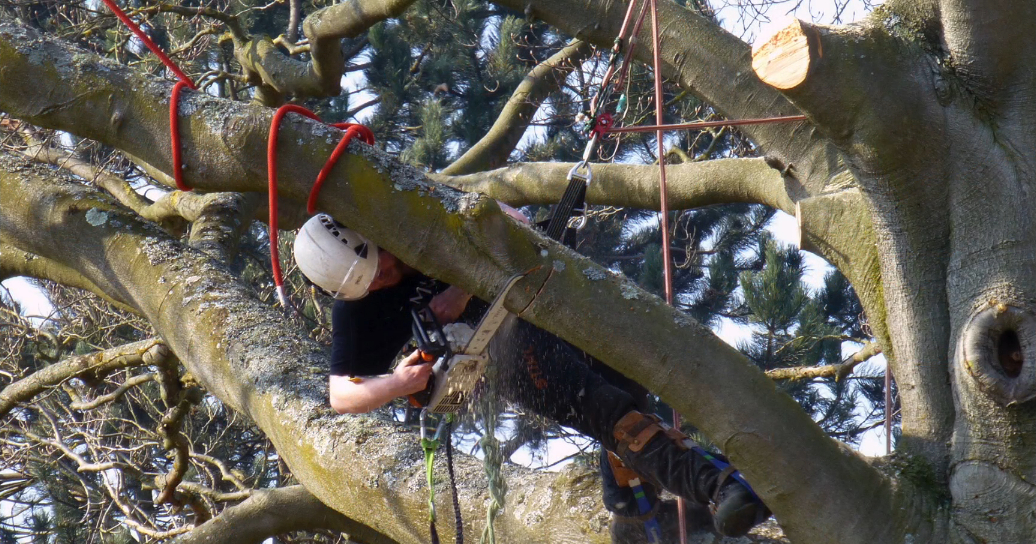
xmin=69 ymin=372 xmax=158 ymax=411
xmin=438 ymin=158 xmax=795 ymax=213
xmin=234 ymin=0 xmax=418 ymax=100
xmin=766 ymin=341 xmax=884 ymax=382
xmin=442 ymin=40 xmax=592 ymax=175
xmin=1 ymin=339 xmax=168 ymax=418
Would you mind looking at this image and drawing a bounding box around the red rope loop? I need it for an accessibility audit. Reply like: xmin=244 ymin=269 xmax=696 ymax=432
xmin=267 ymin=105 xmax=375 ymax=297
xmin=99 ymin=0 xmax=198 ymax=191
xmin=101 ymin=0 xmax=375 ymax=306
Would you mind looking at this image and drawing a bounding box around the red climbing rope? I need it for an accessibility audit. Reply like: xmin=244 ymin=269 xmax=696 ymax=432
xmin=643 ymin=0 xmax=684 ymax=539
xmin=101 ymin=0 xmax=376 ymax=308
xmin=99 ymin=0 xmax=197 ymax=191
xmin=267 ymin=105 xmax=375 ymax=307
xmin=98 ymin=0 xmax=196 ymax=88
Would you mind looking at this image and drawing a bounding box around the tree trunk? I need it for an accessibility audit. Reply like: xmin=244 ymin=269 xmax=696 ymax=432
xmin=2 ymin=0 xmax=1034 ymax=539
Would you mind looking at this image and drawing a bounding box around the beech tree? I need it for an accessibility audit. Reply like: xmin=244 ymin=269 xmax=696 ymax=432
xmin=1 ymin=0 xmax=1033 ymax=542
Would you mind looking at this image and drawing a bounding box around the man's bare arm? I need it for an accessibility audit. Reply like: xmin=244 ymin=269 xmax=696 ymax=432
xmin=328 ymin=351 xmax=432 ymax=413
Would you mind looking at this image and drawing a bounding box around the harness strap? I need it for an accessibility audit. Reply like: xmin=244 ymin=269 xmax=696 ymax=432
xmin=711 ymin=465 xmax=740 ymax=505
xmin=629 ymin=477 xmax=663 ymax=543
xmin=544 ymin=174 xmax=589 ymax=241
xmin=421 ymin=436 xmax=440 ymax=543
xmin=607 ymin=452 xmax=662 ymax=543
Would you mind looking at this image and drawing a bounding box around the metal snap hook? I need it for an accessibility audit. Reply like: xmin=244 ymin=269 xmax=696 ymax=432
xmin=567 ymin=161 xmax=593 ymax=184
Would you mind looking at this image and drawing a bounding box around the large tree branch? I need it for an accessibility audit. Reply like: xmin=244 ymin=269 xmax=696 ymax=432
xmin=438 ymin=158 xmax=795 ymax=212
xmin=0 ymin=339 xmax=168 ymax=418
xmin=751 ymin=16 xmax=939 ymax=179
xmin=0 ymin=244 xmax=138 ymax=314
xmin=937 ymin=0 xmax=1036 ymax=108
xmin=0 ymin=26 xmax=925 ymax=542
xmin=235 ymin=0 xmax=418 ymax=102
xmin=488 ymin=0 xmax=850 ymax=199
xmin=766 ymin=341 xmax=883 ymax=382
xmin=751 ymin=12 xmax=964 ymax=467
xmin=795 ymin=190 xmax=889 ymax=349
xmin=442 ymin=162 xmax=890 ymax=342
xmin=442 ymin=40 xmax=592 ymax=175
xmin=173 ymin=485 xmax=399 ymax=544
xmin=0 ymin=154 xmax=617 ymax=542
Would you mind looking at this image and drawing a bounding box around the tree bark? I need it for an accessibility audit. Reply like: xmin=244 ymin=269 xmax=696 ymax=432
xmin=5 ymin=0 xmax=1036 ymax=538
xmin=0 ymin=27 xmax=904 ymax=542
xmin=752 ymin=7 xmax=1036 ymax=542
xmin=0 ymin=154 xmax=616 ymax=543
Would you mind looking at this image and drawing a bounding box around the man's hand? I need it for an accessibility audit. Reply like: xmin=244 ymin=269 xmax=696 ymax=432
xmin=429 ymin=285 xmax=472 ymax=323
xmin=392 ymin=350 xmax=434 ymax=395
xmin=328 ymin=352 xmax=433 ymax=413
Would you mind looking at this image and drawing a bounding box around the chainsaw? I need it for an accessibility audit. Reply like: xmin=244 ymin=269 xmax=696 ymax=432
xmin=408 ymin=272 xmax=525 ymax=414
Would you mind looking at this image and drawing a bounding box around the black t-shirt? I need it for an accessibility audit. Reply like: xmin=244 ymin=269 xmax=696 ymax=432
xmin=329 ymin=274 xmax=446 ymax=377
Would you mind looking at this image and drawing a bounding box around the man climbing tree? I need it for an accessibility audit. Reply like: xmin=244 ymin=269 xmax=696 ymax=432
xmin=293 ymin=212 xmax=769 ymax=538
xmin=2 ymin=0 xmax=1033 ymax=542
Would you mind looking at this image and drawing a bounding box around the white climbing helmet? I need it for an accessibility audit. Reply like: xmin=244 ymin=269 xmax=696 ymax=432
xmin=293 ymin=214 xmax=379 ymax=300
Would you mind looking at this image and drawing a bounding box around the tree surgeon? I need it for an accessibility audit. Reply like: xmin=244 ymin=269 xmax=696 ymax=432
xmin=293 ymin=213 xmax=770 ymax=539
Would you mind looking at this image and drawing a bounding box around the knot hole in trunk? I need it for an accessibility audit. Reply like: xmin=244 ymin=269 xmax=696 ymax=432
xmin=961 ymin=304 xmax=1035 ymax=406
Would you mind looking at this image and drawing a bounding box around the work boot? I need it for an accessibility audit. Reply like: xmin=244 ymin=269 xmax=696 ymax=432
xmin=611 ymin=411 xmax=770 ymax=537
xmin=712 ymin=478 xmax=770 ymax=537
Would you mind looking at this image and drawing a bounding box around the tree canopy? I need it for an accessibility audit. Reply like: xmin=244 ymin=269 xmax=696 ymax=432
xmin=1 ymin=0 xmax=1034 ymax=542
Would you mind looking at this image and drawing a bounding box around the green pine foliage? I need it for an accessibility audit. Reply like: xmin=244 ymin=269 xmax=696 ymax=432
xmin=738 ymin=239 xmax=884 ymax=444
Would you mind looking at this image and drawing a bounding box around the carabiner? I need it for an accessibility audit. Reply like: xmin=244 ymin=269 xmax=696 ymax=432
xmin=419 ymin=408 xmax=451 ymax=442
xmin=419 ymin=408 xmax=431 ymax=441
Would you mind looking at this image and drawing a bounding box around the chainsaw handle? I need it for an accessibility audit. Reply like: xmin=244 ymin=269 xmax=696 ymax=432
xmin=411 ymin=307 xmax=451 ymax=359
xmin=408 ymin=372 xmax=435 ymax=407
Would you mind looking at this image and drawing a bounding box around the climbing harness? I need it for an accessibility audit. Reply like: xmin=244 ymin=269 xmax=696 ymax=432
xmin=629 ymin=477 xmax=663 ymax=543
xmin=420 ymin=411 xmax=462 ymax=544
xmin=607 ymin=451 xmax=662 ymax=543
